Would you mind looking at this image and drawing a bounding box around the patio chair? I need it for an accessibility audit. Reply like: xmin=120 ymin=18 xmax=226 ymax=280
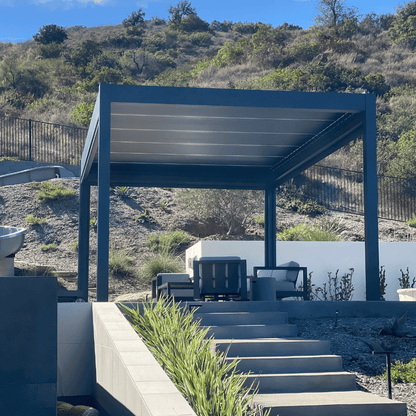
xmin=152 ymin=273 xmax=194 ymax=301
xmin=252 ymin=261 xmax=309 ymax=301
xmin=193 ymin=257 xmax=248 ymax=301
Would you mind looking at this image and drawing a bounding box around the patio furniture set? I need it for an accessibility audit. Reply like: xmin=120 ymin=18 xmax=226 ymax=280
xmin=152 ymin=256 xmax=309 ymax=302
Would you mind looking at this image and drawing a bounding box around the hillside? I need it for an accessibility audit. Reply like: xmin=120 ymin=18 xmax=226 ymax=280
xmin=1 ymin=178 xmax=416 ymax=302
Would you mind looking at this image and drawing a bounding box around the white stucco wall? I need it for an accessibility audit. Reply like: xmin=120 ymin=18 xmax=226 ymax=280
xmin=185 ymin=241 xmax=416 ymax=301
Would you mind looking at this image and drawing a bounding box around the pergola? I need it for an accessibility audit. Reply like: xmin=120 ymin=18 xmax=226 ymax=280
xmin=78 ymin=83 xmax=379 ymax=302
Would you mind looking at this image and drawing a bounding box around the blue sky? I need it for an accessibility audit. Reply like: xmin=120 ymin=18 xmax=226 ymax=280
xmin=0 ymin=0 xmax=403 ymax=43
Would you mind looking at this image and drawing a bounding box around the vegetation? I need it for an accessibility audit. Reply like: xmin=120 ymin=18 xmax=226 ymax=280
xmin=25 ymin=214 xmax=47 ymax=225
xmin=28 ymin=182 xmax=76 ymax=203
xmin=138 ymin=252 xmax=184 ymax=282
xmin=120 ymin=299 xmax=268 ymax=416
xmin=382 ymin=358 xmax=416 ymax=383
xmin=69 ymin=240 xmax=79 ymax=252
xmin=398 ymin=267 xmax=416 ymax=289
xmin=40 ymin=243 xmax=58 ymax=252
xmin=406 ymin=214 xmax=416 ymax=227
xmin=146 ymin=230 xmax=190 ymax=253
xmin=278 ymin=222 xmax=342 ymax=241
xmin=109 ymin=246 xmax=134 ymax=277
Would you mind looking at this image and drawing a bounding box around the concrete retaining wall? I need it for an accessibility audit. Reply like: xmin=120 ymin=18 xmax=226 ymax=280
xmin=0 ymin=160 xmax=80 ymax=177
xmin=186 ymin=241 xmax=416 ymax=301
xmin=0 ymin=277 xmax=57 ymax=416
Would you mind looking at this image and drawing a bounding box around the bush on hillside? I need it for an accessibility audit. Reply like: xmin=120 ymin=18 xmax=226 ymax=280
xmin=33 ymin=24 xmax=68 ymax=45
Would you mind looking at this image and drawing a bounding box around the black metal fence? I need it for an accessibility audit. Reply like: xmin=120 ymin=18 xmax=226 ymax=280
xmin=287 ymin=165 xmax=416 ymax=222
xmin=0 ymin=115 xmax=88 ymax=165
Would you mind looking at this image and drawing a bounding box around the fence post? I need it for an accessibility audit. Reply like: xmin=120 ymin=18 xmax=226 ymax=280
xmin=28 ymin=119 xmax=32 ymax=162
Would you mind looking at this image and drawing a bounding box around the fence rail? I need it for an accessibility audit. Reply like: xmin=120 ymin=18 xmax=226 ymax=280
xmin=0 ymin=115 xmax=87 ymax=165
xmin=288 ymin=165 xmax=416 ymax=222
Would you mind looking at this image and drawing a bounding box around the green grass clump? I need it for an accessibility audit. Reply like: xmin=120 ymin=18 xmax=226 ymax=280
xmin=406 ymin=214 xmax=416 ymax=228
xmin=69 ymin=240 xmax=79 ymax=252
xmin=279 ymin=223 xmax=341 ymax=241
xmin=139 ymin=252 xmax=183 ymax=282
xmin=40 ymin=243 xmax=58 ymax=251
xmin=26 ymin=214 xmax=47 ymax=225
xmin=109 ymin=247 xmax=134 ymax=276
xmin=120 ymin=299 xmax=268 ymax=416
xmin=381 ymin=358 xmax=416 ymax=384
xmin=146 ymin=230 xmax=189 ymax=253
xmin=29 ymin=182 xmax=76 ymax=203
xmin=253 ymin=215 xmax=264 ymax=225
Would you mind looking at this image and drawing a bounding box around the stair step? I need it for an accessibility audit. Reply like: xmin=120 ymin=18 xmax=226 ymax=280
xmin=215 ymin=338 xmax=330 ymax=357
xmin=254 ymin=391 xmax=407 ymax=416
xmin=190 ymin=301 xmax=282 ymax=313
xmin=246 ymin=372 xmax=356 ymax=393
xmin=203 ymin=324 xmax=298 ymax=339
xmin=229 ymin=355 xmax=343 ymax=374
xmin=194 ymin=311 xmax=288 ymax=326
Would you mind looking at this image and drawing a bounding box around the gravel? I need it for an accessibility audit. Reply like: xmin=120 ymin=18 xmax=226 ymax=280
xmin=293 ymin=315 xmax=416 ymax=415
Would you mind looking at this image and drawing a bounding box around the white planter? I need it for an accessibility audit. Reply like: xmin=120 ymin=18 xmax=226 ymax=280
xmin=397 ymin=288 xmax=416 ymax=301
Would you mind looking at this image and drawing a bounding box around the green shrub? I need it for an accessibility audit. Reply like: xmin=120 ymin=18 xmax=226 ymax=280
xmin=139 ymin=253 xmax=183 ymax=282
xmin=26 ymin=214 xmax=47 ymax=225
xmin=41 ymin=243 xmax=58 ymax=252
xmin=72 ymin=101 xmax=94 ymax=127
xmin=120 ymin=299 xmax=267 ymax=416
xmin=254 ymin=215 xmax=265 ymax=225
xmin=109 ymin=247 xmax=134 ymax=276
xmin=277 ymin=194 xmax=327 ymax=216
xmin=146 ymin=230 xmax=189 ymax=253
xmin=278 ymin=223 xmax=341 ymax=241
xmin=134 ymin=209 xmax=156 ymax=224
xmin=28 ymin=182 xmax=76 ymax=203
xmin=69 ymin=240 xmax=79 ymax=252
xmin=406 ymin=214 xmax=416 ymax=227
xmin=382 ymin=358 xmax=416 ymax=384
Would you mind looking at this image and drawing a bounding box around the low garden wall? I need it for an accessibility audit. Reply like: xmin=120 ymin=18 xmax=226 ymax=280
xmin=186 ymin=241 xmax=416 ymax=301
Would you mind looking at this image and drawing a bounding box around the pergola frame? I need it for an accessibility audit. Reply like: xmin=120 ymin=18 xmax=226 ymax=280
xmin=78 ymin=84 xmax=379 ymax=302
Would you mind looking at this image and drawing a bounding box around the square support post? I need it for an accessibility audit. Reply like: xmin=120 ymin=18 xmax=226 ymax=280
xmin=96 ymin=88 xmax=111 ymax=302
xmin=264 ymin=185 xmax=277 ymax=268
xmin=363 ymin=94 xmax=380 ymax=301
xmin=77 ymin=180 xmax=90 ymax=301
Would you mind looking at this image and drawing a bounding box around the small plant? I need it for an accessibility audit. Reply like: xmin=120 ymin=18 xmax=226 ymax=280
xmin=139 ymin=252 xmax=184 ymax=282
xmin=406 ymin=214 xmax=416 ymax=228
xmin=25 ymin=214 xmax=47 ymax=225
xmin=312 ymin=269 xmax=355 ymax=301
xmin=298 ymin=271 xmax=316 ymax=300
xmin=109 ymin=247 xmax=134 ymax=277
xmin=253 ymin=215 xmax=265 ymax=226
xmin=28 ymin=182 xmax=75 ymax=203
xmin=40 ymin=243 xmax=58 ymax=252
xmin=382 ymin=359 xmax=416 ymax=384
xmin=14 ymin=263 xmax=57 ymax=277
xmin=69 ymin=240 xmax=79 ymax=252
xmin=0 ymin=156 xmax=19 ymax=161
xmin=134 ymin=209 xmax=156 ymax=224
xmin=380 ymin=311 xmax=416 ymax=337
xmin=398 ymin=267 xmax=416 ymax=289
xmin=380 ymin=265 xmax=387 ymax=300
xmin=146 ymin=230 xmax=189 ymax=254
xmin=114 ymin=186 xmax=131 ymax=198
xmin=159 ymin=202 xmax=167 ymax=211
xmin=90 ymin=218 xmax=97 ymax=228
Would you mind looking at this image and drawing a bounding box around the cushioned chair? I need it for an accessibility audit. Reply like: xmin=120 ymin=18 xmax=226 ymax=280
xmin=252 ymin=261 xmax=308 ymax=301
xmin=193 ymin=256 xmax=248 ymax=301
xmin=152 ymin=273 xmax=194 ymax=301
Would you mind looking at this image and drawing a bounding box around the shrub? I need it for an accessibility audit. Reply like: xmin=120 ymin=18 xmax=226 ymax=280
xmin=41 ymin=243 xmax=58 ymax=252
xmin=26 ymin=214 xmax=47 ymax=226
xmin=168 ymin=1 xmax=197 ymax=26
xmin=382 ymin=358 xmax=416 ymax=384
xmin=277 ymin=193 xmax=327 ymax=216
xmin=398 ymin=267 xmax=416 ymax=289
xmin=134 ymin=209 xmax=156 ymax=224
xmin=69 ymin=240 xmax=79 ymax=252
xmin=122 ymin=8 xmax=146 ymax=28
xmin=406 ymin=214 xmax=416 ymax=227
xmin=120 ymin=299 xmax=266 ymax=416
xmin=254 ymin=215 xmax=265 ymax=225
xmin=72 ymin=102 xmax=94 ymax=127
xmin=109 ymin=247 xmax=134 ymax=277
xmin=139 ymin=253 xmax=184 ymax=282
xmin=180 ymin=15 xmax=209 ymax=32
xmin=278 ymin=223 xmax=341 ymax=241
xmin=28 ymin=182 xmax=76 ymax=203
xmin=146 ymin=230 xmax=189 ymax=253
xmin=33 ymin=24 xmax=68 ymax=45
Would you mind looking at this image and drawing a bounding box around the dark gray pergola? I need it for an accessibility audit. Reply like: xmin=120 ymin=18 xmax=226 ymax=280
xmin=78 ymin=83 xmax=379 ymax=302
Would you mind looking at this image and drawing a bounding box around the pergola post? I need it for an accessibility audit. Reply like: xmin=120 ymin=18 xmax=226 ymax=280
xmin=363 ymin=94 xmax=380 ymax=301
xmin=77 ymin=180 xmax=90 ymax=301
xmin=264 ymin=185 xmax=277 ymax=268
xmin=96 ymin=93 xmax=111 ymax=302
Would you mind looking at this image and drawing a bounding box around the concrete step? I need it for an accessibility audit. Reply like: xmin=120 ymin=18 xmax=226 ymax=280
xmin=194 ymin=311 xmax=288 ymax=326
xmin=214 ymin=338 xmax=331 ymax=357
xmin=190 ymin=301 xmax=282 ymax=313
xmin=254 ymin=391 xmax=407 ymax=416
xmin=203 ymin=324 xmax=298 ymax=339
xmin=245 ymin=371 xmax=356 ymax=393
xmin=229 ymin=355 xmax=343 ymax=374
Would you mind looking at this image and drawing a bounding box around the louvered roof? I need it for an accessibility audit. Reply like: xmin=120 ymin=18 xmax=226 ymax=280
xmin=81 ymin=84 xmax=370 ymax=189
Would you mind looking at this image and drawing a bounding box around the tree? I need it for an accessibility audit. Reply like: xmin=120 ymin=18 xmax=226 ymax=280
xmin=314 ymin=0 xmax=358 ymax=27
xmin=168 ymin=1 xmax=196 ymax=26
xmin=388 ymin=1 xmax=416 ymax=44
xmin=33 ymin=24 xmax=67 ymax=45
xmin=122 ymin=9 xmax=146 ymax=28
